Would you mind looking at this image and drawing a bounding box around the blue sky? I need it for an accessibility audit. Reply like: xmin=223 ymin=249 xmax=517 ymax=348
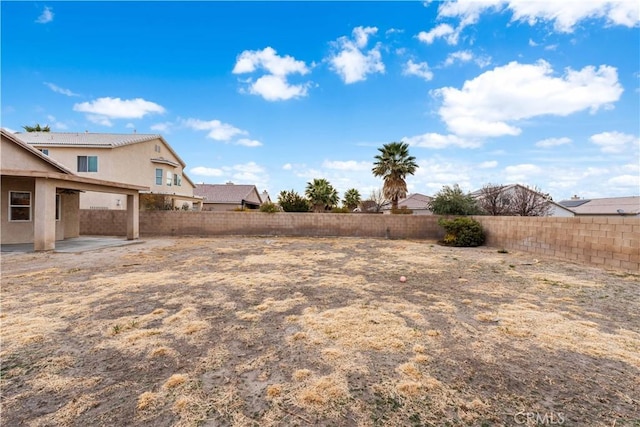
xmin=2 ymin=1 xmax=639 ymax=201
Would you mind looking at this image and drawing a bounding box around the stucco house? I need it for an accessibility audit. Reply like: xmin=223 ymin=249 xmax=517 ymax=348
xmin=382 ymin=193 xmax=433 ymax=215
xmin=559 ymin=196 xmax=640 ymax=217
xmin=1 ymin=129 xmax=147 ymax=251
xmin=194 ymin=183 xmax=264 ymax=211
xmin=470 ymin=184 xmax=574 ymax=217
xmin=13 ymin=131 xmax=201 ymax=211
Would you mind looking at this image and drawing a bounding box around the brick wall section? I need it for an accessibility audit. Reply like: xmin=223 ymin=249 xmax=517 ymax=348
xmin=80 ymin=210 xmax=639 ymax=272
xmin=473 ymin=216 xmax=639 ymax=272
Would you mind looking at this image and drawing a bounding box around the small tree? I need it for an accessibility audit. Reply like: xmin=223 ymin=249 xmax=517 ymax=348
xmin=22 ymin=124 xmax=51 ymax=132
xmin=342 ymin=188 xmax=361 ymax=211
xmin=438 ymin=217 xmax=485 ymax=247
xmin=429 ymin=184 xmax=479 ymax=215
xmin=277 ymin=190 xmax=311 ymax=212
xmin=511 ymin=185 xmax=552 ymax=216
xmin=305 ymin=178 xmax=339 ymax=212
xmin=477 ymin=183 xmax=513 ymax=215
xmin=360 ymin=188 xmax=387 ymax=213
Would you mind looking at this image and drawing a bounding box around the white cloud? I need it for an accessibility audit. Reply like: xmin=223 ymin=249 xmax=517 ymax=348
xmin=328 ymin=26 xmax=385 ymax=84
xmin=417 ymin=23 xmax=457 ymax=45
xmin=607 ymin=174 xmax=640 ymax=187
xmin=504 ymin=163 xmax=543 ymax=182
xmin=36 ymin=6 xmax=53 ymax=24
xmin=44 ymin=82 xmax=79 ymax=97
xmin=322 ymin=160 xmax=371 ymax=171
xmin=73 ymin=97 xmax=165 ymax=125
xmin=589 ymin=131 xmax=639 ymax=153
xmin=233 ymin=47 xmax=311 ymax=101
xmin=235 ymin=138 xmax=262 ymax=147
xmin=181 ymin=118 xmax=247 ymax=141
xmin=528 ymin=38 xmax=539 ymax=47
xmin=402 ymin=60 xmax=434 ymax=81
xmin=479 ymin=160 xmax=498 ymax=169
xmin=535 ymin=137 xmax=572 ymax=148
xmin=434 ymin=60 xmax=623 ymax=138
xmin=437 ymin=0 xmax=639 ymax=33
xmin=150 ymin=122 xmax=173 ymax=133
xmin=46 ymin=115 xmax=68 ymax=130
xmin=125 ymin=123 xmax=135 ymax=129
xmin=282 ymin=163 xmax=293 ymax=170
xmin=402 ymin=132 xmax=482 ymax=149
xmin=190 ymin=166 xmax=224 ymax=177
xmin=443 ymin=50 xmax=473 ymax=66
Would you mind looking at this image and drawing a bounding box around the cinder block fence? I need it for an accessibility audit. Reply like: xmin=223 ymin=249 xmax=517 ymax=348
xmin=80 ymin=210 xmax=639 ymax=272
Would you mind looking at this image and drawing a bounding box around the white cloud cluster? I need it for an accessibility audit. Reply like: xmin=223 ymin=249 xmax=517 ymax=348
xmin=35 ymin=6 xmax=54 ymax=24
xmin=402 ymin=60 xmax=433 ymax=81
xmin=190 ymin=162 xmax=269 ymax=190
xmin=73 ymin=97 xmax=165 ymax=127
xmin=322 ymin=160 xmax=371 ymax=171
xmin=434 ymin=60 xmax=623 ymax=138
xmin=442 ymin=50 xmax=491 ymax=68
xmin=417 ymin=23 xmax=459 ymax=45
xmin=589 ymin=131 xmax=639 ymax=153
xmin=437 ymin=0 xmax=639 ymax=35
xmin=402 ymin=132 xmax=482 ymax=149
xmin=182 ymin=118 xmax=262 ymax=147
xmin=232 ymin=47 xmax=311 ymax=101
xmin=44 ymin=82 xmax=79 ymax=97
xmin=328 ymin=26 xmax=385 ymax=84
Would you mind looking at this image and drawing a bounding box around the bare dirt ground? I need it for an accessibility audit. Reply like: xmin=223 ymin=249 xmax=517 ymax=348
xmin=1 ymin=236 xmax=639 ymax=426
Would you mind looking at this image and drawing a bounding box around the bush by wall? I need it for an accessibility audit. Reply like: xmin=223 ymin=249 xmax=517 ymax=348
xmin=438 ymin=217 xmax=485 ymax=247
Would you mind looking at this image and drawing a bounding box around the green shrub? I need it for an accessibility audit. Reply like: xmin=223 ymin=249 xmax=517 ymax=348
xmin=260 ymin=202 xmax=280 ymax=213
xmin=437 ymin=217 xmax=485 ymax=247
xmin=278 ymin=190 xmax=311 ymax=212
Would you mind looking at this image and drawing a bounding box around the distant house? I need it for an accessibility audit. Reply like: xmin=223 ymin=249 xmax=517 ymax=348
xmin=260 ymin=190 xmax=272 ymax=204
xmin=559 ymin=196 xmax=640 ymax=217
xmin=13 ymin=131 xmax=201 ymax=211
xmin=470 ymin=183 xmax=574 ymax=217
xmin=1 ymin=129 xmax=146 ymax=250
xmin=382 ymin=193 xmax=433 ymax=215
xmin=195 ymin=183 xmax=264 ymax=211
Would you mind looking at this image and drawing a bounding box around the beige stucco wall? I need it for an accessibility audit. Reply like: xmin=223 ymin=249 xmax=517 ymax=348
xmin=31 ymin=138 xmax=195 ymax=209
xmin=0 ymin=177 xmax=79 ymax=244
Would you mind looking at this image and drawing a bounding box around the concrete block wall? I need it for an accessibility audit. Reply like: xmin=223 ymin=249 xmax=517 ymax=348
xmin=473 ymin=216 xmax=639 ymax=272
xmin=79 ymin=210 xmax=639 ymax=272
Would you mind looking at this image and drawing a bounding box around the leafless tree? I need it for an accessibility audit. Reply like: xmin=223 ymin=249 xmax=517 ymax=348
xmin=511 ymin=185 xmax=553 ymax=216
xmin=359 ymin=188 xmax=388 ymax=213
xmin=477 ymin=183 xmax=513 ymax=215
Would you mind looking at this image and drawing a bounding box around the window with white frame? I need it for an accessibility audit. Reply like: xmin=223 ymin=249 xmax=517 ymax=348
xmin=40 ymin=149 xmax=49 ymax=155
xmin=155 ymin=168 xmax=163 ymax=185
xmin=77 ymin=156 xmax=98 ymax=172
xmin=173 ymin=174 xmax=182 ymax=186
xmin=9 ymin=191 xmax=31 ymax=221
xmin=166 ymin=171 xmax=172 ymax=186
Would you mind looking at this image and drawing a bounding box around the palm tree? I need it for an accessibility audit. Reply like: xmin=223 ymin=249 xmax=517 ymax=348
xmin=22 ymin=124 xmax=51 ymax=132
xmin=372 ymin=142 xmax=418 ymax=210
xmin=305 ymin=178 xmax=339 ymax=212
xmin=342 ymin=188 xmax=362 ymax=211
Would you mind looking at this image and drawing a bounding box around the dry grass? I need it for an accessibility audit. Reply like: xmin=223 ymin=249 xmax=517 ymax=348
xmin=1 ymin=236 xmax=638 ymax=426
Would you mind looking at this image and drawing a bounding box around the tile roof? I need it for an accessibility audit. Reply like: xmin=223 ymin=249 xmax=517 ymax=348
xmin=382 ymin=193 xmax=433 ymax=210
xmin=13 ymin=131 xmax=161 ymax=147
xmin=559 ymin=196 xmax=640 ymax=215
xmin=194 ymin=184 xmax=260 ymax=204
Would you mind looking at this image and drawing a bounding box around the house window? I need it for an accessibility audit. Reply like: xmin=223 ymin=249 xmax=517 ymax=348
xmin=77 ymin=156 xmax=98 ymax=172
xmin=166 ymin=171 xmax=172 ymax=186
xmin=173 ymin=174 xmax=182 ymax=186
xmin=155 ymin=168 xmax=163 ymax=185
xmin=155 ymin=144 xmax=161 ymax=153
xmin=40 ymin=149 xmax=49 ymax=155
xmin=56 ymin=194 xmax=61 ymax=221
xmin=9 ymin=191 xmax=31 ymax=221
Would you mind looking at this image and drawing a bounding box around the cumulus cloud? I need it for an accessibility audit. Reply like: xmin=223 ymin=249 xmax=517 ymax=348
xmin=282 ymin=163 xmax=293 ymax=170
xmin=535 ymin=137 xmax=572 ymax=148
xmin=233 ymin=47 xmax=311 ymax=101
xmin=436 ymin=0 xmax=639 ymax=33
xmin=150 ymin=122 xmax=173 ymax=133
xmin=328 ymin=26 xmax=385 ymax=84
xmin=607 ymin=174 xmax=640 ymax=187
xmin=402 ymin=60 xmax=434 ymax=81
xmin=402 ymin=132 xmax=482 ymax=149
xmin=44 ymin=82 xmax=79 ymax=97
xmin=190 ymin=166 xmax=224 ymax=177
xmin=479 ymin=160 xmax=498 ymax=169
xmin=434 ymin=60 xmax=623 ymax=138
xmin=504 ymin=163 xmax=543 ymax=182
xmin=181 ymin=118 xmax=247 ymax=141
xmin=235 ymin=138 xmax=262 ymax=147
xmin=589 ymin=131 xmax=639 ymax=153
xmin=36 ymin=6 xmax=53 ymax=24
xmin=443 ymin=50 xmax=473 ymax=66
xmin=417 ymin=23 xmax=458 ymax=45
xmin=73 ymin=97 xmax=165 ymax=127
xmin=322 ymin=160 xmax=371 ymax=171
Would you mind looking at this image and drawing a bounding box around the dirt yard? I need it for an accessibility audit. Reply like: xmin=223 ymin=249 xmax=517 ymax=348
xmin=1 ymin=236 xmax=638 ymax=426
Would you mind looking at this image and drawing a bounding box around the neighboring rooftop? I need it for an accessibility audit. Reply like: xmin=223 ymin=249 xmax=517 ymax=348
xmin=559 ymin=196 xmax=640 ymax=216
xmin=14 ymin=131 xmax=162 ymax=148
xmin=194 ymin=183 xmax=261 ymax=204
